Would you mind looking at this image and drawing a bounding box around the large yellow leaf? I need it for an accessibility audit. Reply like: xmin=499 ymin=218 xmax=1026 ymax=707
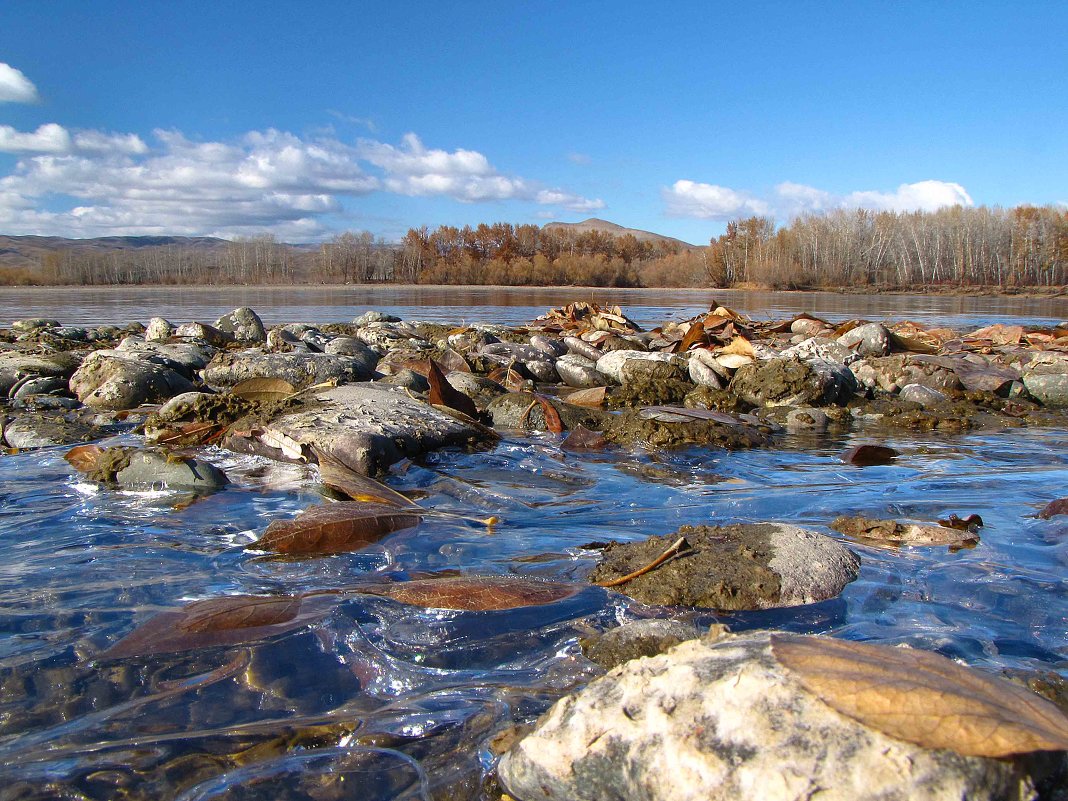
xmin=771 ymin=634 xmax=1068 ymax=757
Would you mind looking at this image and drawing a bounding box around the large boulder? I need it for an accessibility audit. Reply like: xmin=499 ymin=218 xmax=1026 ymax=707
xmin=730 ymin=358 xmax=857 ymax=407
xmin=0 ymin=352 xmax=82 ymax=396
xmin=239 ymin=383 xmax=495 ymax=475
xmin=214 ymin=307 xmax=267 ymax=343
xmin=2 ymin=415 xmax=98 ymax=449
xmin=201 ymin=351 xmax=376 ymax=389
xmin=596 ymin=351 xmax=681 ymax=385
xmin=837 ymin=322 xmax=891 ymax=357
xmin=1023 ymin=374 xmax=1068 ymax=407
xmin=499 ymin=631 xmax=1063 ymax=801
xmin=69 ymin=351 xmax=194 ymax=410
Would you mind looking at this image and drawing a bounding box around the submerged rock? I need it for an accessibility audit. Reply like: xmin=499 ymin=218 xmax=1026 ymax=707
xmin=603 ymin=408 xmax=770 ymax=450
xmin=499 ymin=631 xmax=1064 ymax=801
xmin=2 ymin=414 xmax=98 ymax=449
xmin=587 ymin=523 xmax=859 ymax=610
xmin=581 ymin=619 xmax=705 ymax=671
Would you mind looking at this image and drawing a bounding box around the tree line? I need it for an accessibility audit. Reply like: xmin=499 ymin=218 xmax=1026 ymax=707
xmin=3 ymin=204 xmax=1064 ymax=289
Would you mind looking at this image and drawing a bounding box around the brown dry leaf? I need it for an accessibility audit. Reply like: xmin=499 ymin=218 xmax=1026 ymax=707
xmin=563 ymin=386 xmax=607 ymax=408
xmin=1038 ymin=498 xmax=1068 ymax=520
xmin=151 ymin=422 xmax=226 ymax=448
xmin=717 ymin=336 xmax=756 ymax=358
xmin=831 ymin=515 xmax=978 ymax=546
xmin=560 ymin=425 xmax=609 ymax=452
xmin=639 ymin=406 xmax=743 ymax=426
xmin=99 ymin=593 xmax=336 ymax=659
xmin=771 ymin=633 xmax=1068 ymax=757
xmin=64 ymin=444 xmax=105 ymax=473
xmin=534 ymin=395 xmax=564 ymax=434
xmin=436 ymin=347 xmax=471 ymax=374
xmin=676 ymin=319 xmax=709 ymax=353
xmin=967 ymin=324 xmax=1024 ymax=346
xmin=251 ymin=501 xmax=422 ymax=555
xmin=356 ymin=576 xmax=580 ymax=611
xmin=841 ymin=444 xmax=900 ymax=466
xmin=258 ymin=427 xmax=307 ymax=462
xmin=426 ymin=358 xmax=479 ymax=419
xmin=938 ymin=513 xmax=984 ymax=532
xmin=230 ymin=377 xmax=298 ymax=402
xmin=313 ymin=447 xmax=418 ymax=508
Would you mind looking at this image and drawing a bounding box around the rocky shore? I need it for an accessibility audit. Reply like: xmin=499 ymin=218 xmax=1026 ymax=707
xmin=3 ymin=301 xmax=1068 ymax=800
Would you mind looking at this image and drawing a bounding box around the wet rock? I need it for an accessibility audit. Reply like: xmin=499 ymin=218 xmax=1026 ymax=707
xmin=530 ymin=334 xmax=568 ymax=358
xmin=214 ymin=307 xmax=267 ymax=343
xmin=144 ymin=316 xmax=174 ymax=342
xmin=588 ymin=523 xmax=858 ymax=609
xmin=85 ymin=446 xmax=229 ymax=490
xmin=487 ymin=391 xmax=607 ymax=432
xmin=730 ymin=358 xmax=856 ymax=407
xmin=555 ymin=355 xmax=604 ymax=389
xmin=687 ymin=349 xmax=724 ymax=389
xmin=498 ymin=631 xmax=1062 ymax=801
xmin=9 ymin=376 xmax=70 ymax=399
xmin=603 ymin=408 xmax=769 ymax=450
xmin=607 ymin=376 xmax=692 ymax=409
xmin=11 ymin=395 xmax=80 ymax=412
xmin=563 ymin=336 xmax=603 ymax=362
xmin=201 ymin=351 xmax=375 ymax=389
xmin=174 ymin=321 xmax=233 ymax=346
xmin=69 ymin=351 xmax=194 ymax=410
xmin=3 ymin=415 xmax=98 ymax=448
xmin=248 ymin=383 xmax=494 ymax=475
xmin=377 ymin=368 xmax=430 ymax=394
xmin=899 ymin=383 xmax=948 ymax=407
xmin=1023 ymin=373 xmax=1068 ymax=407
xmin=838 ymin=322 xmax=891 ymax=356
xmin=781 ymin=336 xmax=859 ymax=365
xmin=353 ymin=310 xmax=401 ymax=326
xmin=323 ymin=335 xmax=379 ymax=363
xmin=596 ymin=350 xmax=680 ymax=384
xmin=446 ymin=372 xmax=507 ymax=408
xmin=581 ymin=619 xmax=705 ymax=670
xmin=0 ymin=352 xmax=82 ymax=396
xmin=784 ymin=406 xmax=830 ymax=432
xmin=266 ymin=327 xmax=306 ymax=352
xmin=852 ymin=355 xmax=963 ymax=394
xmin=155 ymin=391 xmax=217 ymax=422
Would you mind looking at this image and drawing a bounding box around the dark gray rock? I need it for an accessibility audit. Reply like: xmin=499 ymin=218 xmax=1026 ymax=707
xmin=581 ymin=619 xmax=703 ymax=670
xmin=899 ymin=383 xmax=949 ymax=407
xmin=530 ymin=335 xmax=569 ymax=358
xmin=446 ymin=372 xmax=507 ymax=407
xmin=0 ymin=352 xmax=81 ymax=396
xmin=377 ymin=368 xmax=430 ymax=394
xmin=353 ymin=310 xmax=401 ymax=326
xmin=113 ymin=449 xmax=229 ymax=490
xmin=3 ymin=415 xmax=98 ymax=448
xmin=10 ymin=376 xmax=70 ymax=399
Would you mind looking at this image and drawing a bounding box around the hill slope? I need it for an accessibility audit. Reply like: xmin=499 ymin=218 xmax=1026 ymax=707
xmin=0 ymin=235 xmax=231 ymax=269
xmin=542 ymin=218 xmax=697 ymax=250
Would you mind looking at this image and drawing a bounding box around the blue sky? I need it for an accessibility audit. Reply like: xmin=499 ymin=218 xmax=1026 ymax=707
xmin=0 ymin=1 xmax=1065 ymax=244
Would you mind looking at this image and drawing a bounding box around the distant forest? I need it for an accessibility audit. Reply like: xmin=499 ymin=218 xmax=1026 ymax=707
xmin=3 ymin=204 xmax=1065 ymax=290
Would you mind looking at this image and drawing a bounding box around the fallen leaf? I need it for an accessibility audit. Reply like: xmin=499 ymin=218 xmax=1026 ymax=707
xmin=150 ymin=422 xmax=225 ymax=448
xmin=99 ymin=593 xmax=335 ymax=659
xmin=252 ymin=502 xmax=422 ymax=555
xmin=937 ymin=513 xmax=984 ymax=532
xmin=535 ymin=395 xmax=564 ymax=434
xmin=313 ymin=447 xmax=418 ymax=508
xmin=771 ymin=633 xmax=1068 ymax=757
xmin=426 ymin=358 xmax=479 ymax=419
xmin=841 ymin=444 xmax=900 ymax=466
xmin=562 ymin=386 xmax=607 ymax=408
xmin=64 ymin=444 xmax=105 ymax=473
xmin=356 ymin=576 xmax=581 ymax=611
xmin=831 ymin=515 xmax=977 ymax=546
xmin=676 ymin=319 xmax=709 ymax=353
xmin=230 ymin=377 xmax=298 ymax=402
xmin=560 ymin=425 xmax=609 ymax=451
xmin=639 ymin=406 xmax=743 ymax=426
xmin=1038 ymin=498 xmax=1068 ymax=520
xmin=967 ymin=324 xmax=1024 ymax=346
xmin=258 ymin=428 xmax=307 ymax=462
xmin=717 ymin=336 xmax=756 ymax=358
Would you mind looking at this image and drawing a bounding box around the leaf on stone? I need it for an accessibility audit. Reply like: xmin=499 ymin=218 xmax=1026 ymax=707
xmin=151 ymin=422 xmax=226 ymax=448
xmin=64 ymin=444 xmax=105 ymax=473
xmin=313 ymin=447 xmax=418 ymax=508
xmin=1038 ymin=498 xmax=1068 ymax=520
xmin=426 ymin=358 xmax=479 ymax=419
xmin=676 ymin=319 xmax=709 ymax=353
xmin=771 ymin=633 xmax=1068 ymax=757
xmin=562 ymin=386 xmax=607 ymax=408
xmin=230 ymin=377 xmax=298 ymax=402
xmin=560 ymin=425 xmax=609 ymax=452
xmin=355 ymin=576 xmax=581 ymax=611
xmin=436 ymin=347 xmax=471 ymax=374
xmin=251 ymin=502 xmax=422 ymax=555
xmin=841 ymin=444 xmax=900 ymax=466
xmin=639 ymin=406 xmax=743 ymax=426
xmin=535 ymin=395 xmax=565 ymax=434
xmin=967 ymin=324 xmax=1024 ymax=346
xmin=99 ymin=593 xmax=335 ymax=659
xmin=937 ymin=513 xmax=984 ymax=532
xmin=717 ymin=336 xmax=756 ymax=358
xmin=258 ymin=427 xmax=308 ymax=462
xmin=831 ymin=515 xmax=978 ymax=546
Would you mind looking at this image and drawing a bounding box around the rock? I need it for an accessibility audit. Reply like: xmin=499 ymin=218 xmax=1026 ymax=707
xmin=555 ymin=355 xmax=604 ymax=389
xmin=530 ymin=334 xmax=568 ymax=358
xmin=357 ymin=323 xmax=414 ymax=351
xmin=155 ymin=391 xmax=216 ymax=422
xmin=69 ymin=351 xmax=194 ymax=410
xmin=10 ymin=318 xmax=60 ymax=333
xmin=242 ymin=383 xmax=494 ymax=475
xmin=564 ymin=336 xmax=603 ymax=362
xmin=790 ymin=317 xmax=829 ymax=336
xmin=446 ymin=372 xmax=507 ymax=407
xmin=323 ymin=335 xmax=378 ymax=361
xmin=377 ymin=368 xmax=430 ymax=394
xmin=1022 ymin=374 xmax=1068 ymax=407
xmin=603 ymin=408 xmax=770 ymax=450
xmin=587 ymin=523 xmax=858 ymax=609
xmin=899 ymin=383 xmax=948 ymax=407
xmin=201 ymin=351 xmax=376 ymax=389
xmin=498 ymin=631 xmax=1063 ymax=801
xmin=581 ymin=619 xmax=705 ymax=671
xmin=784 ymin=407 xmax=829 ymax=432
xmin=90 ymin=447 xmax=229 ymax=490
xmin=596 ymin=350 xmax=681 ymax=385
xmin=687 ymin=350 xmax=724 ymax=390
xmin=852 ymin=355 xmax=963 ymax=394
xmin=114 ymin=338 xmax=214 ymax=377
xmin=174 ymin=322 xmax=233 ymax=346
xmin=353 ymin=310 xmax=401 ymax=326
xmin=214 ymin=307 xmax=267 ymax=343
xmin=1019 ymin=352 xmax=1068 ymax=377
xmin=487 ymin=391 xmax=606 ymax=432
xmin=837 ymin=322 xmax=891 ymax=356
xmin=0 ymin=352 xmax=81 ymax=396
xmin=144 ymin=317 xmax=174 ymax=342
xmin=3 ymin=415 xmax=98 ymax=448
xmin=730 ymin=358 xmax=857 ymax=407
xmin=9 ymin=376 xmax=70 ymax=399
xmin=525 ymin=359 xmax=561 ymax=383
xmin=781 ymin=336 xmax=859 ymax=366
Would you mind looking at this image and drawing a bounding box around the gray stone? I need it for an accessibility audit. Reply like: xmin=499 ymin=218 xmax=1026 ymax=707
xmin=781 ymin=336 xmax=859 ymax=366
xmin=1023 ymin=373 xmax=1068 ymax=407
xmin=10 ymin=376 xmax=70 ymax=399
xmin=899 ymin=383 xmax=949 ymax=407
xmin=114 ymin=338 xmax=214 ymax=377
xmin=251 ymin=383 xmax=494 ymax=475
xmin=564 ymin=336 xmax=603 ymax=362
xmin=730 ymin=358 xmax=857 ymax=407
xmin=524 ymin=359 xmax=561 ymax=384
xmin=145 ymin=317 xmax=174 ymax=342
xmin=446 ymin=371 xmax=507 ymax=407
xmin=530 ymin=335 xmax=569 ymax=358
xmin=687 ymin=350 xmax=724 ymax=390
xmin=213 ymin=307 xmax=266 ymax=343
xmin=324 ymin=336 xmax=378 ymax=360
xmin=837 ymin=322 xmax=891 ymax=357
xmin=487 ymin=391 xmax=605 ymax=433
xmin=69 ymin=351 xmax=194 ymax=410
xmin=201 ymin=351 xmax=375 ymax=389
xmin=357 ymin=324 xmax=413 ymax=351
xmin=0 ymin=352 xmax=81 ymax=396
xmin=114 ymin=450 xmax=229 ymax=490
xmin=174 ymin=322 xmax=233 ymax=346
xmin=596 ymin=350 xmax=681 ymax=385
xmin=155 ymin=391 xmax=216 ymax=422
xmin=852 ymin=355 xmax=963 ymax=395
xmin=790 ymin=317 xmax=830 ymax=336
xmin=377 ymin=368 xmax=430 ymax=394
xmin=556 ymin=355 xmax=605 ymax=389
xmin=3 ymin=415 xmax=97 ymax=449
xmin=353 ymin=310 xmax=401 ymax=326
xmin=10 ymin=318 xmax=60 ymax=332
xmin=499 ymin=631 xmax=1063 ymax=801
xmin=784 ymin=407 xmax=829 ymax=432
xmin=581 ymin=619 xmax=704 ymax=670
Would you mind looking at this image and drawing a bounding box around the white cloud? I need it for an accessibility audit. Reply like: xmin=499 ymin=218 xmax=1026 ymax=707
xmin=567 ymin=151 xmax=592 ymax=165
xmin=665 ymin=178 xmax=974 ymax=221
xmin=72 ymin=130 xmax=149 ymax=155
xmin=0 ymin=124 xmax=72 ymax=153
xmin=0 ymin=63 xmax=39 ymax=104
xmin=663 ymin=179 xmax=770 ymax=220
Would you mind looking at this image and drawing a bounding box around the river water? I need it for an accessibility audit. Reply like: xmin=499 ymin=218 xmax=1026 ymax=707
xmin=0 ymin=291 xmax=1066 ymax=800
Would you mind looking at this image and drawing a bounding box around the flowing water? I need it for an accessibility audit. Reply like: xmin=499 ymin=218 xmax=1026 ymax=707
xmin=0 ymin=292 xmax=1066 ymax=799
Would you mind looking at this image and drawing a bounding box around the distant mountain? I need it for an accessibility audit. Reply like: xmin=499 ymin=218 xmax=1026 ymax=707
xmin=0 ymin=234 xmax=231 ymax=269
xmin=542 ymin=218 xmax=697 ymax=250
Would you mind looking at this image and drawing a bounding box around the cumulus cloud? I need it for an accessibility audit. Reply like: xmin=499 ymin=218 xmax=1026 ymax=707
xmin=665 ymin=178 xmax=973 ymax=221
xmin=0 ymin=63 xmax=39 ymax=104
xmin=0 ymin=127 xmax=602 ymax=237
